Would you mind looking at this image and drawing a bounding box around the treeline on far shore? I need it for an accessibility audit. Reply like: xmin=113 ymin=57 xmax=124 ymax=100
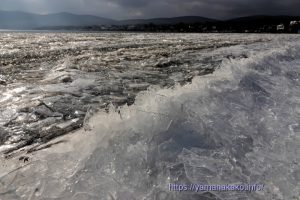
xmin=37 ymin=20 xmax=300 ymax=33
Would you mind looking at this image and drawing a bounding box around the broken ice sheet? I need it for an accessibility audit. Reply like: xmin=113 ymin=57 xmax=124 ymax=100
xmin=0 ymin=33 xmax=300 ymax=200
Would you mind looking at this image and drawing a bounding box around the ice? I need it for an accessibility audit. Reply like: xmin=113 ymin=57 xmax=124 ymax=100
xmin=1 ymin=33 xmax=274 ymax=153
xmin=0 ymin=33 xmax=300 ymax=200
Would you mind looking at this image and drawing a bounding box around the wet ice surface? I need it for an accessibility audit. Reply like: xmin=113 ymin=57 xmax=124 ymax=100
xmin=0 ymin=33 xmax=269 ymax=154
xmin=0 ymin=33 xmax=300 ymax=200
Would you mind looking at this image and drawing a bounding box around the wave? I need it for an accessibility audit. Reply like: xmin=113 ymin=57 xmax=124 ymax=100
xmin=1 ymin=36 xmax=300 ymax=200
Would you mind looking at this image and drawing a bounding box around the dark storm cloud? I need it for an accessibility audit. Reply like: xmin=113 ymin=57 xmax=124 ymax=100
xmin=109 ymin=0 xmax=149 ymax=8
xmin=0 ymin=0 xmax=299 ymax=19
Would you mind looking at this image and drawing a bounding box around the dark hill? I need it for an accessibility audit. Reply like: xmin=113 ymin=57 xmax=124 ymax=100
xmin=118 ymin=16 xmax=218 ymax=25
xmin=0 ymin=11 xmax=115 ymax=29
xmin=0 ymin=11 xmax=299 ymax=32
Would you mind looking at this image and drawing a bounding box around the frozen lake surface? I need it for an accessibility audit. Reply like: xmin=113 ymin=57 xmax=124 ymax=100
xmin=0 ymin=33 xmax=299 ymax=199
xmin=0 ymin=33 xmax=269 ymax=154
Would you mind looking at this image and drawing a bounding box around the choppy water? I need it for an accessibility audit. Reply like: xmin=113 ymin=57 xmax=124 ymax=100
xmin=0 ymin=33 xmax=299 ymax=200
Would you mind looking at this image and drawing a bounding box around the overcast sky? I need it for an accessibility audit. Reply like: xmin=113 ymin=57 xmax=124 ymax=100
xmin=0 ymin=0 xmax=299 ymax=19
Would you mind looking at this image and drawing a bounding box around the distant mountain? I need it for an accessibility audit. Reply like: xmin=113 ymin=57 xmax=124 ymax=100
xmin=0 ymin=11 xmax=299 ymax=30
xmin=0 ymin=11 xmax=115 ymax=29
xmin=228 ymin=15 xmax=300 ymax=22
xmin=118 ymin=16 xmax=218 ymax=25
xmin=227 ymin=15 xmax=300 ymax=26
xmin=0 ymin=11 xmax=218 ymax=29
xmin=223 ymin=15 xmax=300 ymax=32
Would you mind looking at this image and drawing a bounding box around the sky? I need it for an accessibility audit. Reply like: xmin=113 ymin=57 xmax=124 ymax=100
xmin=0 ymin=0 xmax=299 ymax=19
